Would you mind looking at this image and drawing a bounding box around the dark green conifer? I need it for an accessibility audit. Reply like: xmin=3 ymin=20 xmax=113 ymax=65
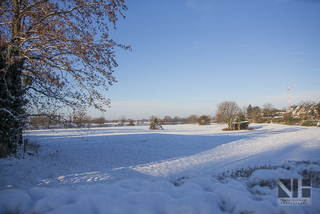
xmin=0 ymin=45 xmax=27 ymax=157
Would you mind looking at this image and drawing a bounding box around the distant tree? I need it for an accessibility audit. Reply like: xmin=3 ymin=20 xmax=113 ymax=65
xmin=163 ymin=116 xmax=172 ymax=124
xmin=73 ymin=111 xmax=88 ymax=128
xmin=188 ymin=115 xmax=198 ymax=124
xmin=173 ymin=116 xmax=180 ymax=124
xmin=29 ymin=116 xmax=40 ymax=130
xmin=181 ymin=117 xmax=188 ymax=124
xmin=128 ymin=119 xmax=135 ymax=126
xmin=29 ymin=113 xmax=63 ymax=129
xmin=247 ymin=104 xmax=260 ymax=119
xmin=282 ymin=113 xmax=289 ymax=123
xmin=247 ymin=104 xmax=253 ymax=117
xmin=248 ymin=106 xmax=262 ymax=122
xmin=30 ymin=115 xmax=50 ymax=129
xmin=119 ymin=116 xmax=126 ymax=126
xmin=197 ymin=115 xmax=210 ymax=125
xmin=94 ymin=117 xmax=106 ymax=127
xmin=263 ymin=103 xmax=274 ymax=121
xmin=149 ymin=116 xmax=158 ymax=122
xmin=216 ymin=101 xmax=241 ymax=130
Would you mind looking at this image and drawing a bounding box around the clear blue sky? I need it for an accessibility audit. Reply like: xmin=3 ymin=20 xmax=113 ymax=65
xmin=89 ymin=0 xmax=320 ymax=120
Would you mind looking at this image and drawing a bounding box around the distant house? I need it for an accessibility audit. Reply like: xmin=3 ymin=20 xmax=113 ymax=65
xmin=232 ymin=121 xmax=250 ymax=130
xmin=287 ymin=105 xmax=318 ymax=119
xmin=274 ymin=110 xmax=286 ymax=116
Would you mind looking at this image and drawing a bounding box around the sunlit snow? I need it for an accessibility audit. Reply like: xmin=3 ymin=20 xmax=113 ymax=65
xmin=0 ymin=123 xmax=319 ymax=213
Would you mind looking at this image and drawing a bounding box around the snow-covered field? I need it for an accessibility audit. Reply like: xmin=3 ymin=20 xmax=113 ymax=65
xmin=0 ymin=123 xmax=319 ymax=213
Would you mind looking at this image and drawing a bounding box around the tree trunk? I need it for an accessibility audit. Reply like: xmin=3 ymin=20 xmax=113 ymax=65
xmin=0 ymin=0 xmax=27 ymax=156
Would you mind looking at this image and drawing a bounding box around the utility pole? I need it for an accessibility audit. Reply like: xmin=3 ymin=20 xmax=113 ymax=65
xmin=287 ymin=84 xmax=291 ymax=109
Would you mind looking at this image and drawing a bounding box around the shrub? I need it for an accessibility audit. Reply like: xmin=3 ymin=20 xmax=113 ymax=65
xmin=149 ymin=118 xmax=162 ymax=130
xmin=197 ymin=115 xmax=210 ymax=125
xmin=286 ymin=117 xmax=301 ymax=125
xmin=301 ymin=120 xmax=318 ymax=126
xmin=255 ymin=117 xmax=267 ymax=123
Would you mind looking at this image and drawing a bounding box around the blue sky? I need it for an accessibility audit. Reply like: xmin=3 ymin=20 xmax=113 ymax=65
xmin=89 ymin=0 xmax=320 ymax=120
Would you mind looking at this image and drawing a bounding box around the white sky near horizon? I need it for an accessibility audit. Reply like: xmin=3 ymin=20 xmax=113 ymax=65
xmin=88 ymin=0 xmax=320 ymax=120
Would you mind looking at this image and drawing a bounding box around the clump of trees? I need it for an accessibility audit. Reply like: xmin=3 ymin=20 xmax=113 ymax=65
xmin=262 ymin=103 xmax=275 ymax=122
xmin=246 ymin=100 xmax=319 ymax=126
xmin=72 ymin=112 xmax=91 ymax=128
xmin=197 ymin=115 xmax=210 ymax=125
xmin=146 ymin=114 xmax=212 ymax=126
xmin=91 ymin=117 xmax=106 ymax=127
xmin=1 ymin=0 xmax=130 ymax=157
xmin=247 ymin=105 xmax=261 ymax=122
xmin=29 ymin=114 xmax=63 ymax=129
xmin=188 ymin=115 xmax=198 ymax=124
xmin=128 ymin=119 xmax=135 ymax=126
xmin=216 ymin=101 xmax=242 ymax=130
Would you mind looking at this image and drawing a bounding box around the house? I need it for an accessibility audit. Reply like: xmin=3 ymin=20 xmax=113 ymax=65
xmin=232 ymin=121 xmax=250 ymax=130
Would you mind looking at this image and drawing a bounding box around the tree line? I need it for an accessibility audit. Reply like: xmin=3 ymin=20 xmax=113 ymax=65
xmin=216 ymin=100 xmax=320 ymax=130
xmin=27 ymin=100 xmax=320 ymax=130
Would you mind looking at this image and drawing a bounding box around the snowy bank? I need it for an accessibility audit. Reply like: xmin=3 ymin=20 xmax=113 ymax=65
xmin=0 ymin=161 xmax=319 ymax=214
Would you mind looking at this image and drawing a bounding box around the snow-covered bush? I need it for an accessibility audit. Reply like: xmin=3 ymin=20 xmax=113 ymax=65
xmin=217 ymin=160 xmax=320 ymax=189
xmin=149 ymin=118 xmax=163 ymax=130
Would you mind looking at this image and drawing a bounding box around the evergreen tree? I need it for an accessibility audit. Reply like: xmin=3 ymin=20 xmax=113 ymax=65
xmin=0 ymin=44 xmax=27 ymax=157
xmin=247 ymin=104 xmax=252 ymax=118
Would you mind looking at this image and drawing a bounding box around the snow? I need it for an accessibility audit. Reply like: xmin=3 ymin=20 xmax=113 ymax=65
xmin=0 ymin=123 xmax=319 ymax=213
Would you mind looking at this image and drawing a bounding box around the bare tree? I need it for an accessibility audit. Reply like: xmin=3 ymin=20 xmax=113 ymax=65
xmin=1 ymin=0 xmax=130 ymax=111
xmin=163 ymin=116 xmax=172 ymax=124
xmin=30 ymin=113 xmax=61 ymax=129
xmin=95 ymin=117 xmax=106 ymax=127
xmin=263 ymin=103 xmax=275 ymax=121
xmin=188 ymin=114 xmax=198 ymax=124
xmin=73 ymin=111 xmax=90 ymax=128
xmin=173 ymin=116 xmax=180 ymax=124
xmin=197 ymin=115 xmax=210 ymax=125
xmin=282 ymin=113 xmax=290 ymax=123
xmin=0 ymin=0 xmax=130 ymax=155
xmin=119 ymin=116 xmax=126 ymax=126
xmin=128 ymin=119 xmax=135 ymax=126
xmin=216 ymin=101 xmax=241 ymax=130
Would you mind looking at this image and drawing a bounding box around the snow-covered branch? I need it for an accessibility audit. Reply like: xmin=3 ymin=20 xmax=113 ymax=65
xmin=0 ymin=108 xmax=19 ymax=121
